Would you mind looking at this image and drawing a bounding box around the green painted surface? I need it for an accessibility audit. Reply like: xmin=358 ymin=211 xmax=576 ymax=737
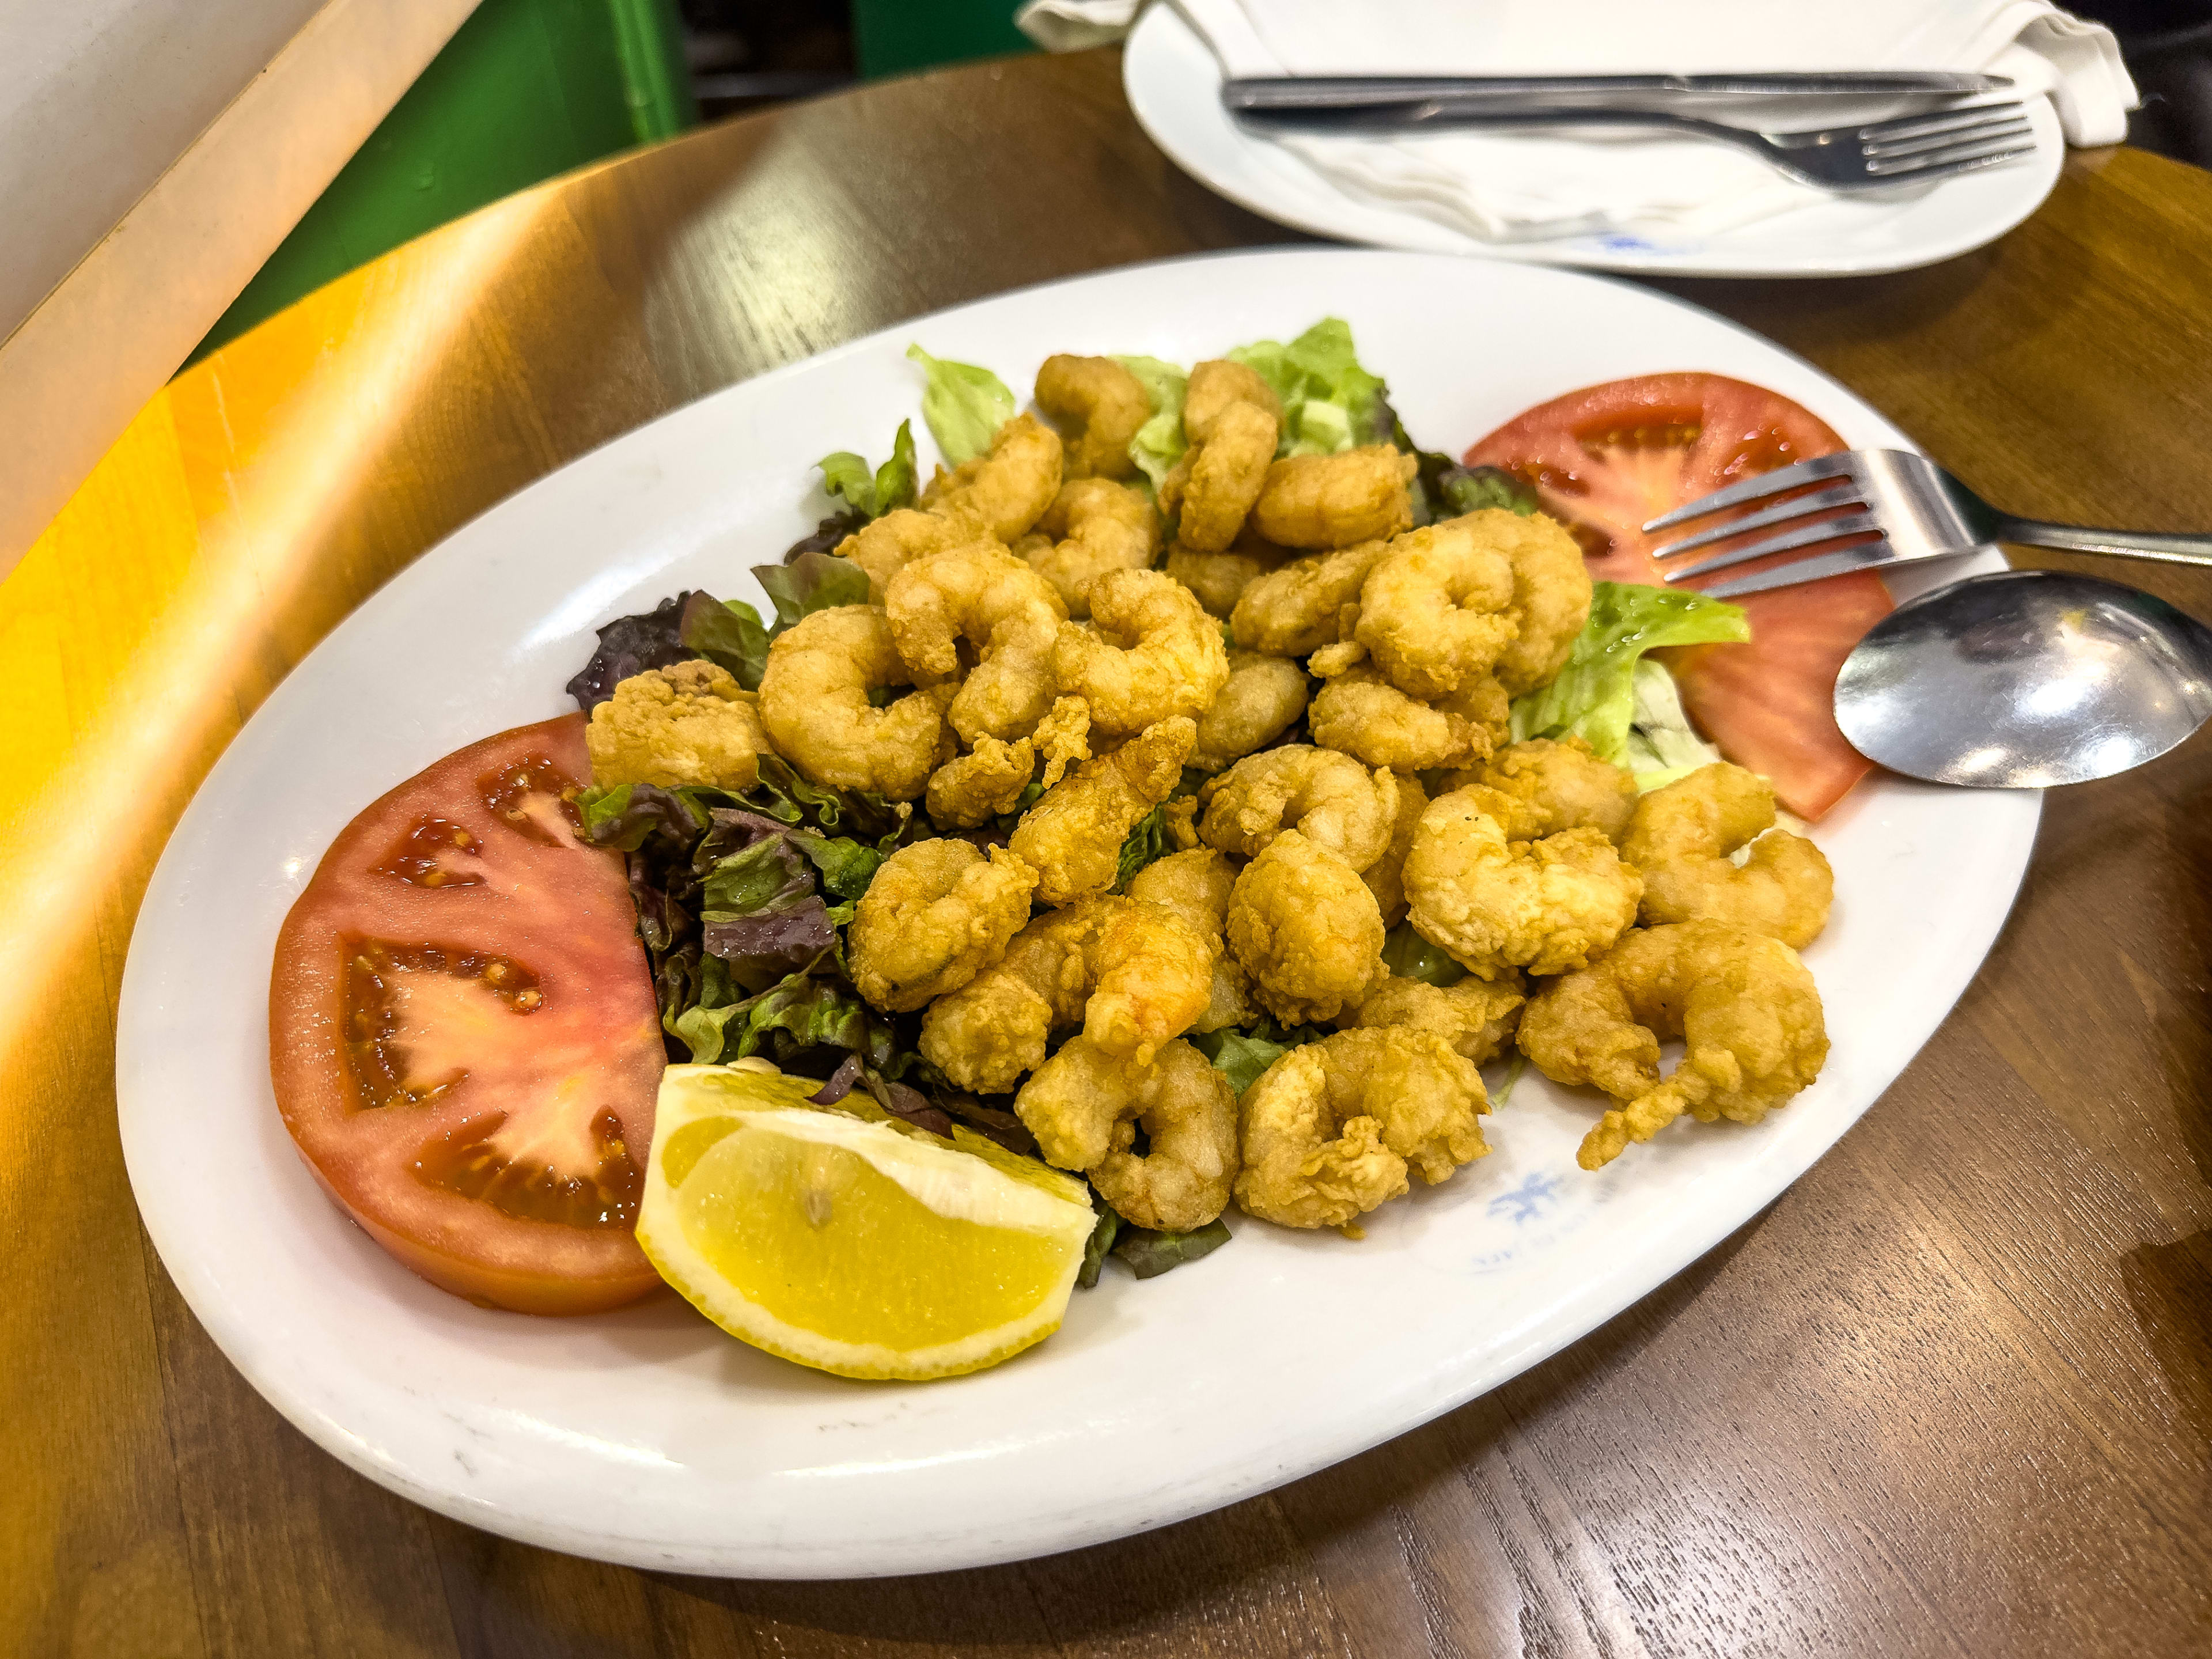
xmin=852 ymin=0 xmax=1035 ymax=78
xmin=190 ymin=0 xmax=696 ymax=365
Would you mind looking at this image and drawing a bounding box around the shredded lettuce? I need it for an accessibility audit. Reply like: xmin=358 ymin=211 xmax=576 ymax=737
xmin=814 ymin=418 xmax=917 ymax=521
xmin=1510 ymin=581 xmax=1749 ymax=765
xmin=1116 ymin=354 xmax=1189 ymax=489
xmin=907 ymin=345 xmax=1014 ymax=465
xmin=1227 ymin=317 xmax=1387 ymax=457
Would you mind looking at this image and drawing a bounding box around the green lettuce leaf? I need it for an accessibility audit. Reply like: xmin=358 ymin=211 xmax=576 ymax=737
xmin=815 ymin=419 xmax=919 ymax=521
xmin=1116 ymin=354 xmax=1188 ymax=490
xmin=816 ymin=451 xmax=876 ymax=516
xmin=1076 ymin=1203 xmax=1120 ymax=1290
xmin=677 ymin=591 xmax=771 ymax=690
xmin=1621 ymin=656 xmax=1726 ymax=790
xmin=789 ymin=830 xmax=885 ymax=900
xmin=752 ymin=550 xmax=871 ymax=635
xmin=1381 ymin=921 xmax=1466 ymax=987
xmin=1191 ymin=1015 xmax=1328 ymax=1095
xmin=1510 ymin=581 xmax=1750 ymax=765
xmin=1228 ymin=318 xmax=1387 ymax=457
xmin=1113 ymin=802 xmax=1171 ymax=891
xmin=1112 ymin=1216 xmax=1232 ymax=1279
xmin=907 ymin=345 xmax=1014 ymax=465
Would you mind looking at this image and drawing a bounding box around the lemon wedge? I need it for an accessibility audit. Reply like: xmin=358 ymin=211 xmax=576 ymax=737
xmin=635 ymin=1061 xmax=1097 ymax=1380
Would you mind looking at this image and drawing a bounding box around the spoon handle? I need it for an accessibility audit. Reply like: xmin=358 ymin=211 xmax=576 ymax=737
xmin=1993 ymin=516 xmax=2212 ymax=570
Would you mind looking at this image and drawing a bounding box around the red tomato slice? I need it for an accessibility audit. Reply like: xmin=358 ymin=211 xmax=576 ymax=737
xmin=270 ymin=715 xmax=666 ymax=1315
xmin=1465 ymin=372 xmax=1893 ymax=820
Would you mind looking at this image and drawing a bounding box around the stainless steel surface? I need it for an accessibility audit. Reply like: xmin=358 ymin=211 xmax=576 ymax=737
xmin=1221 ymin=71 xmax=2014 ymax=108
xmin=1647 ymin=448 xmax=2212 ymax=599
xmin=1833 ymin=570 xmax=2212 ymax=786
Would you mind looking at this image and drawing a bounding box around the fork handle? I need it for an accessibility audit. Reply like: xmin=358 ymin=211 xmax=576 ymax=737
xmin=1992 ymin=517 xmax=2212 ymax=571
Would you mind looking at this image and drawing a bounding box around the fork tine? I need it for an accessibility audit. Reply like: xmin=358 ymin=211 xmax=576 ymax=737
xmin=1701 ymin=543 xmax=1900 ymax=600
xmin=1868 ymin=138 xmax=2038 ymax=179
xmin=1862 ymin=116 xmax=2033 ymax=160
xmin=1649 ymin=481 xmax=1866 ymax=559
xmin=1858 ymin=103 xmax=2024 ymax=142
xmin=1661 ymin=510 xmax=1883 ymax=581
xmin=1639 ymin=452 xmax=1859 ymax=533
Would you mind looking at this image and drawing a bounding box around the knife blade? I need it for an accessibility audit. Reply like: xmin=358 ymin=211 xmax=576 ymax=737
xmin=1223 ymin=72 xmax=2013 ymax=109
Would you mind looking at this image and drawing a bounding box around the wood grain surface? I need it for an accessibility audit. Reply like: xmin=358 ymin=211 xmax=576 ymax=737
xmin=4 ymin=48 xmax=2208 ymax=1659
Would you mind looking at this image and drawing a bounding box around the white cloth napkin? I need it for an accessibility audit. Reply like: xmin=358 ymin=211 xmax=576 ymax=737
xmin=1026 ymin=0 xmax=2135 ymax=244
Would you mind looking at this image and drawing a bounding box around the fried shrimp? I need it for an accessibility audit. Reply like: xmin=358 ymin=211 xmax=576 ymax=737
xmin=925 ymin=738 xmax=1036 ymax=828
xmin=1622 ymin=763 xmax=1834 ymax=948
xmin=1052 ymin=567 xmax=1231 ymax=736
xmin=1034 ymin=354 xmax=1149 ymax=481
xmin=885 ymin=541 xmax=1069 ymax=745
xmin=1480 ymin=509 xmax=1594 ymax=695
xmin=1442 ymin=737 xmax=1639 ymax=845
xmin=1229 ymin=539 xmax=1390 ymax=657
xmin=1516 ymin=922 xmax=1828 ymax=1169
xmin=1016 ymin=1036 xmax=1238 ymax=1231
xmin=1182 ymin=358 xmax=1281 ymax=439
xmin=1175 ymin=400 xmax=1279 ymax=553
xmin=1127 ymin=847 xmax=1257 ymax=1032
xmin=1354 ymin=518 xmax=1518 ymax=699
xmin=1234 ymin=1029 xmax=1489 ymax=1229
xmin=1359 ymin=772 xmax=1426 ymax=926
xmin=1226 ymin=830 xmax=1387 ymax=1024
xmin=1197 ymin=745 xmax=1400 ymax=872
xmin=1402 ymin=788 xmax=1643 ymax=980
xmin=835 ymin=507 xmax=965 ymax=600
xmin=1191 ymin=650 xmax=1309 ymax=772
xmin=1165 ymin=524 xmax=1294 ymax=620
xmin=849 ymin=841 xmax=1038 ymax=1011
xmin=918 ymin=897 xmax=1211 ymax=1091
xmin=919 ymin=413 xmax=1064 ymax=541
xmin=1027 ymin=478 xmax=1161 ymax=615
xmin=1338 ymin=974 xmax=1525 ymax=1067
xmin=1009 ymin=715 xmax=1195 ymax=904
xmin=756 ymin=605 xmax=953 ymax=800
xmin=1252 ymin=446 xmax=1417 ymax=550
xmin=1309 ymin=664 xmax=1491 ymax=772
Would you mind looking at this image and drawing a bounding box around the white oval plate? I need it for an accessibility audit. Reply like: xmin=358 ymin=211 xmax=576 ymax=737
xmin=118 ymin=248 xmax=2036 ymax=1578
xmin=1124 ymin=4 xmax=2064 ymax=279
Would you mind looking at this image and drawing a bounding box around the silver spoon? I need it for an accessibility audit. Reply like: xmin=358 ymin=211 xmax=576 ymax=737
xmin=1834 ymin=569 xmax=2212 ymax=787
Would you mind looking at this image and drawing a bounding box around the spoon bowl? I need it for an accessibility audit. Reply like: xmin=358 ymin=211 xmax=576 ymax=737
xmin=1834 ymin=569 xmax=2212 ymax=787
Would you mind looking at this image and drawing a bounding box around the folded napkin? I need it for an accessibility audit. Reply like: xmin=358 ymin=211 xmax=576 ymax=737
xmin=1024 ymin=0 xmax=2135 ymax=244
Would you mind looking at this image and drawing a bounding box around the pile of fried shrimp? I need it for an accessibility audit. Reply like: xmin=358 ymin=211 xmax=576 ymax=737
xmin=589 ymin=354 xmax=1840 ymax=1240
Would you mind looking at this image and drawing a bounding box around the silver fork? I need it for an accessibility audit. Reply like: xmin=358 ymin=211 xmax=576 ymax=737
xmin=1647 ymin=449 xmax=2212 ymax=599
xmin=1232 ymin=101 xmax=2037 ymax=191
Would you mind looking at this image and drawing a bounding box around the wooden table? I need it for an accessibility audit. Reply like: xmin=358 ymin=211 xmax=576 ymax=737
xmin=6 ymin=48 xmax=2209 ymax=1658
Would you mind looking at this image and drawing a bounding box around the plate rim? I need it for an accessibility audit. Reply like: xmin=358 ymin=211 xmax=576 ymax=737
xmin=115 ymin=244 xmax=2043 ymax=1577
xmin=1121 ymin=2 xmax=2063 ymax=279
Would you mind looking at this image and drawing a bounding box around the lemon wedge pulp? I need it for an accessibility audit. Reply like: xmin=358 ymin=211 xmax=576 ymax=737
xmin=635 ymin=1062 xmax=1097 ymax=1380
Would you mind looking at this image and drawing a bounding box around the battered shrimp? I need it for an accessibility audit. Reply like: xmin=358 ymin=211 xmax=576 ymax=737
xmin=1181 ymin=358 xmax=1281 ymax=439
xmin=1127 ymin=847 xmax=1257 ymax=1033
xmin=1176 ymin=400 xmax=1279 ymax=553
xmin=1009 ymin=715 xmax=1195 ymax=905
xmin=1354 ymin=518 xmax=1518 ymax=699
xmin=925 ymin=738 xmax=1035 ymax=828
xmin=1338 ymin=973 xmax=1524 ymax=1067
xmin=849 ymin=841 xmax=1038 ymax=1011
xmin=1196 ymin=745 xmax=1400 ymax=872
xmin=1229 ymin=539 xmax=1389 ymax=657
xmin=1359 ymin=772 xmax=1426 ymax=926
xmin=1440 ymin=737 xmax=1639 ymax=845
xmin=835 ymin=508 xmax=964 ymax=600
xmin=1622 ymin=764 xmax=1834 ymax=948
xmin=1309 ymin=664 xmax=1490 ymax=772
xmin=1479 ymin=509 xmax=1594 ymax=696
xmin=1190 ymin=650 xmax=1309 ymax=772
xmin=920 ymin=413 xmax=1064 ymax=541
xmin=918 ymin=897 xmax=1212 ymax=1091
xmin=1026 ymin=478 xmax=1160 ymax=615
xmin=1234 ymin=1029 xmax=1489 ymax=1229
xmin=1226 ymin=830 xmax=1387 ymax=1025
xmin=756 ymin=605 xmax=954 ymax=800
xmin=1516 ymin=922 xmax=1829 ymax=1169
xmin=1053 ymin=567 xmax=1230 ymax=736
xmin=885 ymin=541 xmax=1069 ymax=745
xmin=1252 ymin=446 xmax=1417 ymax=550
xmin=1402 ymin=788 xmax=1643 ymax=980
xmin=1015 ymin=1036 xmax=1238 ymax=1231
xmin=1035 ymin=354 xmax=1149 ymax=481
xmin=1165 ymin=524 xmax=1294 ymax=620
